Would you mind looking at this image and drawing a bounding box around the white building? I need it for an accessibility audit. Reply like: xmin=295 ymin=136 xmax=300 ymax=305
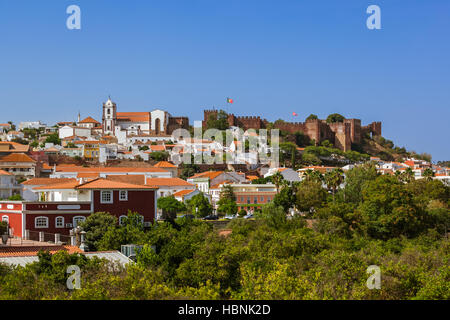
xmin=0 ymin=170 xmax=21 ymax=199
xmin=18 ymin=121 xmax=46 ymax=130
xmin=59 ymin=125 xmax=92 ymax=140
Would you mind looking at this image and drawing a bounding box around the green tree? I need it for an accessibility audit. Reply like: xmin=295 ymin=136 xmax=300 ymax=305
xmin=157 ymin=196 xmax=186 ymax=221
xmin=206 ymin=110 xmax=229 ymax=130
xmin=217 ymin=185 xmax=237 ymax=217
xmin=44 ymin=133 xmax=61 ymax=146
xmin=296 ymin=180 xmax=327 ymax=213
xmin=305 ymin=114 xmax=318 ymax=121
xmin=273 ymin=186 xmax=296 ymax=212
xmin=187 ymin=193 xmax=213 ymax=218
xmin=326 ymin=113 xmax=345 ymax=123
xmin=323 ymin=168 xmax=344 ymax=203
xmin=342 ymin=163 xmax=378 ymax=204
xmin=79 ymin=212 xmax=117 ymax=251
xmin=422 ymin=168 xmax=435 ymax=181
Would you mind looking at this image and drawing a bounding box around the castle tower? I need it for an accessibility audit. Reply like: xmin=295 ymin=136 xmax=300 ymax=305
xmin=102 ymin=97 xmax=117 ymax=135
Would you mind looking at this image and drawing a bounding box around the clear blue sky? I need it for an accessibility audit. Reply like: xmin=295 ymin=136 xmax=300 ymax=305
xmin=0 ymin=0 xmax=449 ymax=161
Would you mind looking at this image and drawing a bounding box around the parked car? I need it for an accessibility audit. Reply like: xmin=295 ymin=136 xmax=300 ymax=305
xmin=244 ymin=213 xmax=254 ymax=219
xmin=224 ymin=214 xmax=236 ymax=220
xmin=202 ymin=215 xmax=219 ymax=220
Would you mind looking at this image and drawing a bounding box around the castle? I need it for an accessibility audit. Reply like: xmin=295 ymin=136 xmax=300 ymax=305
xmin=203 ymin=110 xmax=381 ymax=151
xmin=102 ymin=97 xmax=189 ymax=136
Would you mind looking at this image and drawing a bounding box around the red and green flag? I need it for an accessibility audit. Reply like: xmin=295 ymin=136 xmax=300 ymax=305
xmin=227 ymin=97 xmax=234 ymax=104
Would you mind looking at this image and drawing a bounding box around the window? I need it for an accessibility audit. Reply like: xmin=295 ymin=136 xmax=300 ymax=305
xmin=2 ymin=216 xmax=8 ymax=223
xmin=247 ymin=197 xmax=250 ymax=204
xmin=101 ymin=190 xmax=113 ymax=204
xmin=73 ymin=216 xmax=86 ymax=228
xmin=35 ymin=216 xmax=49 ymax=228
xmin=119 ymin=215 xmax=127 ymax=226
xmin=254 ymin=197 xmax=258 ymax=204
xmin=119 ymin=190 xmax=128 ymax=201
xmin=260 ymin=196 xmax=264 ymax=202
xmin=267 ymin=197 xmax=271 ymax=202
xmin=55 ymin=216 xmax=64 ymax=228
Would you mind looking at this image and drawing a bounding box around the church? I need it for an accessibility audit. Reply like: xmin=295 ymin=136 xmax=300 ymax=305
xmin=101 ymin=97 xmax=189 ymax=137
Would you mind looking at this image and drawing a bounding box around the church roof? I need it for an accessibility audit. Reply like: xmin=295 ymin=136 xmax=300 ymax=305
xmin=117 ymin=112 xmax=150 ymax=123
xmin=79 ymin=116 xmax=100 ymax=124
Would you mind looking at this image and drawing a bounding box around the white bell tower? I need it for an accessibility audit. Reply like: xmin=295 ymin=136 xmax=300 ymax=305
xmin=102 ymin=96 xmax=117 ymax=135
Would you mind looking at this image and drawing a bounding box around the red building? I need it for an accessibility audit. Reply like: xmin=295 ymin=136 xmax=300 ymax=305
xmin=0 ymin=178 xmax=158 ymax=237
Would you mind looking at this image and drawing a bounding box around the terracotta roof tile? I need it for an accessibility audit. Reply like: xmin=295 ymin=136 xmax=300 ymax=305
xmin=22 ymin=178 xmax=76 ymax=186
xmin=77 ymin=178 xmax=157 ymax=190
xmin=79 ymin=116 xmax=100 ymax=124
xmin=0 ymin=153 xmax=36 ymax=163
xmin=0 ymin=246 xmax=82 ymax=257
xmin=117 ymin=112 xmax=150 ymax=123
xmin=0 ymin=169 xmax=13 ymax=176
xmin=55 ymin=166 xmax=168 ymax=173
xmin=145 ymin=178 xmax=194 ymax=187
xmin=34 ymin=180 xmax=80 ymax=190
xmin=189 ymin=171 xmax=224 ymax=180
xmin=172 ymin=189 xmax=196 ymax=197
xmin=153 ymin=161 xmax=177 ymax=168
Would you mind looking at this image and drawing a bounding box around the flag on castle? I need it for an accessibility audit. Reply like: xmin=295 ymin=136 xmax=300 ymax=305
xmin=292 ymin=112 xmax=298 ymax=116
xmin=227 ymin=97 xmax=234 ymax=104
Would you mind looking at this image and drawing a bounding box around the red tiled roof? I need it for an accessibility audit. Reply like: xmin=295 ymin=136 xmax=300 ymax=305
xmin=106 ymin=175 xmax=146 ymax=185
xmin=79 ymin=116 xmax=100 ymax=124
xmin=0 ymin=153 xmax=36 ymax=163
xmin=145 ymin=178 xmax=194 ymax=187
xmin=77 ymin=178 xmax=157 ymax=190
xmin=117 ymin=112 xmax=150 ymax=123
xmin=172 ymin=189 xmax=196 ymax=197
xmin=55 ymin=166 xmax=168 ymax=173
xmin=153 ymin=161 xmax=177 ymax=168
xmin=22 ymin=178 xmax=76 ymax=186
xmin=0 ymin=169 xmax=13 ymax=175
xmin=189 ymin=171 xmax=224 ymax=180
xmin=34 ymin=180 xmax=81 ymax=190
xmin=0 ymin=142 xmax=30 ymax=153
xmin=150 ymin=145 xmax=166 ymax=152
xmin=0 ymin=246 xmax=82 ymax=257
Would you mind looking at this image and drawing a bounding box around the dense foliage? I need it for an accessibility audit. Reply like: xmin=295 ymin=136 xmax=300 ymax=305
xmin=0 ymin=164 xmax=448 ymax=300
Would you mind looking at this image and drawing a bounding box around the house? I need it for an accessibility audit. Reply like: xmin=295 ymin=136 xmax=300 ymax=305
xmin=227 ymin=183 xmax=277 ymax=214
xmin=6 ymin=131 xmax=25 ymax=142
xmin=58 ymin=125 xmax=92 ymax=140
xmin=0 ymin=123 xmax=12 ymax=133
xmin=144 ymin=177 xmax=195 ymax=198
xmin=21 ymin=178 xmax=77 ymax=201
xmin=50 ymin=165 xmax=173 ymax=179
xmin=0 ymin=153 xmax=36 ymax=178
xmin=0 ymin=170 xmax=21 ymax=199
xmin=74 ymin=140 xmax=103 ymax=159
xmin=153 ymin=161 xmax=178 ymax=177
xmin=264 ymin=167 xmax=301 ymax=182
xmin=0 ymin=141 xmax=30 ymax=155
xmin=18 ymin=121 xmax=46 ymax=130
xmin=77 ymin=116 xmax=101 ymax=129
xmin=0 ymin=178 xmax=158 ymax=237
xmin=59 ymin=147 xmax=83 ymax=158
xmin=173 ymin=189 xmax=202 ymax=203
xmin=187 ymin=171 xmax=246 ymax=193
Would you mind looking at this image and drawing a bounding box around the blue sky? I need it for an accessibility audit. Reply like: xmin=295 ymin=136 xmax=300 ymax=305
xmin=0 ymin=0 xmax=449 ymax=160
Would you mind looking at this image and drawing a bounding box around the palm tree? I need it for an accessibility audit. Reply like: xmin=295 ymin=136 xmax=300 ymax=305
xmin=324 ymin=168 xmax=344 ymax=202
xmin=423 ymin=168 xmax=435 ymax=181
xmin=403 ymin=167 xmax=415 ymax=183
xmin=304 ymin=169 xmax=323 ymax=183
xmin=271 ymin=171 xmax=284 ymax=193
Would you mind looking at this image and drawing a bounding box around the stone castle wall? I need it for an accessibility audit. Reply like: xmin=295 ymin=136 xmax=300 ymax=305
xmin=203 ymin=109 xmax=381 ymax=151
